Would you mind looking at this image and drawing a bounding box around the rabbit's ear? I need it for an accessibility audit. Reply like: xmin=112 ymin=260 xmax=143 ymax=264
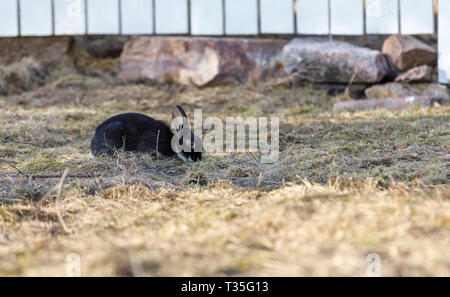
xmin=175 ymin=105 xmax=187 ymax=118
xmin=171 ymin=105 xmax=190 ymax=134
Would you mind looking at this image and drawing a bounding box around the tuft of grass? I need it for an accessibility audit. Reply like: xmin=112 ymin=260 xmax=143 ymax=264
xmin=0 ymin=58 xmax=46 ymax=95
xmin=73 ymin=49 xmax=120 ymax=80
xmin=181 ymin=171 xmax=209 ymax=186
xmin=48 ymin=72 xmax=103 ymax=90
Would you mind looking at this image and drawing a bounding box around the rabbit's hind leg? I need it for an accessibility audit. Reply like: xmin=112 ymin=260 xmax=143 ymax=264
xmin=91 ymin=121 xmax=125 ymax=156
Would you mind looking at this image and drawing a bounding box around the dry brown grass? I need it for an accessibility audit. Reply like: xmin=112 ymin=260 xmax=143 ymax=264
xmin=0 ymin=77 xmax=449 ymax=276
xmin=0 ymin=58 xmax=46 ymax=95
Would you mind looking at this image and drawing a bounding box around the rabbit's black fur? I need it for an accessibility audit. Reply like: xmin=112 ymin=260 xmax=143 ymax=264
xmin=90 ymin=113 xmax=174 ymax=156
xmin=90 ymin=107 xmax=202 ymax=162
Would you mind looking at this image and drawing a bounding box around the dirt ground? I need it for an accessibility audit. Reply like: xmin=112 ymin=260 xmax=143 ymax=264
xmin=0 ymin=64 xmax=449 ymax=276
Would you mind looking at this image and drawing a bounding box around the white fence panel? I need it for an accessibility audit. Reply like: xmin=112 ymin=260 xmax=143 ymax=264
xmin=0 ymin=0 xmax=439 ymax=38
xmin=439 ymin=0 xmax=450 ymax=84
xmin=0 ymin=0 xmax=18 ymax=37
xmin=20 ymin=0 xmax=53 ymax=36
xmin=366 ymin=0 xmax=399 ymax=34
xmin=330 ymin=0 xmax=363 ymax=35
xmin=260 ymin=0 xmax=293 ymax=34
xmin=155 ymin=0 xmax=188 ymax=34
xmin=121 ymin=0 xmax=153 ymax=34
xmin=191 ymin=0 xmax=223 ymax=35
xmin=297 ymin=0 xmax=329 ymax=35
xmin=225 ymin=0 xmax=258 ymax=35
xmin=54 ymin=0 xmax=86 ymax=35
xmin=400 ymin=0 xmax=434 ymax=34
xmin=87 ymin=0 xmax=119 ymax=34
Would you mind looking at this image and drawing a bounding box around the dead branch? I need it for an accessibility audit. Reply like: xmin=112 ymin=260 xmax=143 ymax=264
xmin=0 ymin=158 xmax=27 ymax=176
xmin=0 ymin=173 xmax=98 ymax=179
xmin=55 ymin=169 xmax=72 ymax=234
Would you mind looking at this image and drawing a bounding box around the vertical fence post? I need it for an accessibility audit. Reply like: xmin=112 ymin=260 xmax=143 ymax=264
xmin=293 ymin=0 xmax=297 ymax=35
xmin=257 ymin=0 xmax=261 ymax=35
xmin=17 ymin=0 xmax=21 ymax=36
xmin=362 ymin=0 xmax=366 ymax=34
xmin=118 ymin=0 xmax=122 ymax=34
xmin=152 ymin=0 xmax=156 ymax=34
xmin=51 ymin=0 xmax=55 ymax=35
xmin=328 ymin=0 xmax=332 ymax=42
xmin=222 ymin=0 xmax=226 ymax=35
xmin=187 ymin=0 xmax=191 ymax=35
xmin=433 ymin=0 xmax=437 ymax=33
xmin=84 ymin=0 xmax=88 ymax=34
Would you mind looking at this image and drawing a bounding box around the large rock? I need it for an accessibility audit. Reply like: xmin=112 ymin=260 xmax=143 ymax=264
xmin=365 ymin=82 xmax=418 ymax=98
xmin=420 ymin=84 xmax=450 ymax=99
xmin=395 ymin=65 xmax=434 ymax=83
xmin=281 ymin=38 xmax=389 ymax=83
xmin=119 ymin=37 xmax=287 ymax=86
xmin=0 ymin=37 xmax=71 ymax=70
xmin=334 ymin=96 xmax=448 ymax=112
xmin=382 ymin=35 xmax=437 ymax=71
xmin=365 ymin=82 xmax=449 ymax=99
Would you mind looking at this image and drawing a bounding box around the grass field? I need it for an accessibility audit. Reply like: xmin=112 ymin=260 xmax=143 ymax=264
xmin=0 ymin=69 xmax=449 ymax=276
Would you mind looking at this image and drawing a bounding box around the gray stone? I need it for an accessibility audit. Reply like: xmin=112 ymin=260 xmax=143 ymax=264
xmin=419 ymin=84 xmax=450 ymax=99
xmin=365 ymin=82 xmax=419 ymax=99
xmin=395 ymin=65 xmax=434 ymax=83
xmin=334 ymin=96 xmax=448 ymax=112
xmin=281 ymin=38 xmax=389 ymax=84
xmin=365 ymin=83 xmax=449 ymax=100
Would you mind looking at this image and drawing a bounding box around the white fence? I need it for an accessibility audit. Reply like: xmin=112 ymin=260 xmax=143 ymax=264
xmin=0 ymin=0 xmax=448 ymax=84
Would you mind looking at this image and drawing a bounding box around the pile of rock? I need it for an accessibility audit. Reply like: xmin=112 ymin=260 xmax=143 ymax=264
xmin=119 ymin=36 xmax=391 ymax=87
xmin=363 ymin=35 xmax=446 ymax=100
xmin=338 ymin=34 xmax=449 ymax=111
xmin=0 ymin=33 xmax=447 ymax=111
xmin=383 ymin=35 xmax=436 ymax=79
xmin=277 ymin=34 xmax=447 ymax=100
xmin=120 ymin=35 xmax=443 ymax=94
xmin=117 ymin=34 xmax=448 ymax=110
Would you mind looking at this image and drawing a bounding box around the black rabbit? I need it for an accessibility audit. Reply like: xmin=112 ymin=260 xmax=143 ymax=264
xmin=90 ymin=105 xmax=202 ymax=162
